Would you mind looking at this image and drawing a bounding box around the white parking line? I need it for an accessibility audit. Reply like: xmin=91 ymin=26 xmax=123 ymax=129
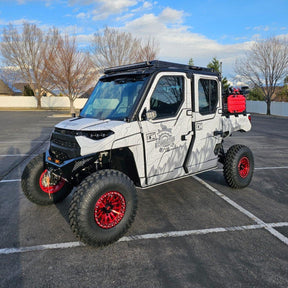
xmin=0 ymin=242 xmax=84 ymax=255
xmin=0 ymin=154 xmax=31 ymax=157
xmin=0 ymin=167 xmax=287 ymax=254
xmin=120 ymin=222 xmax=288 ymax=242
xmin=1 ymin=222 xmax=288 ymax=255
xmin=193 ymin=175 xmax=288 ymax=246
xmin=0 ymin=141 xmax=48 ymax=143
xmin=0 ymin=179 xmax=21 ymax=183
xmin=254 ymin=166 xmax=288 ymax=170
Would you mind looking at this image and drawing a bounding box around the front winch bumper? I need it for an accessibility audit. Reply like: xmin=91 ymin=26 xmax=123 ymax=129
xmin=44 ymin=150 xmax=98 ymax=184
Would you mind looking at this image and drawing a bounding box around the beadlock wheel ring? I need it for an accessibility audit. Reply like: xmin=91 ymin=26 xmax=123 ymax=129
xmin=238 ymin=156 xmax=250 ymax=178
xmin=94 ymin=191 xmax=126 ymax=229
xmin=39 ymin=169 xmax=65 ymax=194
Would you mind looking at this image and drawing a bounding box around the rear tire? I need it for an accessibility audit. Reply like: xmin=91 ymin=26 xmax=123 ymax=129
xmin=69 ymin=170 xmax=137 ymax=247
xmin=223 ymin=145 xmax=254 ymax=189
xmin=21 ymin=153 xmax=72 ymax=205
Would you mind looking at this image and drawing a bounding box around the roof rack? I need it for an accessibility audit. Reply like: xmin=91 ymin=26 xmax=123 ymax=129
xmin=104 ymin=60 xmax=215 ymax=75
xmin=104 ymin=61 xmax=152 ymax=74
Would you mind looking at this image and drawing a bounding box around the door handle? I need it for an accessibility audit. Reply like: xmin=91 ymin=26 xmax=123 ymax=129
xmin=181 ymin=131 xmax=193 ymax=141
xmin=213 ymin=130 xmax=223 ymax=136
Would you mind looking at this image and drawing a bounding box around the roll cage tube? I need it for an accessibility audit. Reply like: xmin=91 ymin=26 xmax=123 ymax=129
xmin=80 ymin=75 xmax=149 ymax=121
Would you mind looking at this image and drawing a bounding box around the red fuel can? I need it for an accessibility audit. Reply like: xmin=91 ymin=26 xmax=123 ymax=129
xmin=227 ymin=94 xmax=246 ymax=113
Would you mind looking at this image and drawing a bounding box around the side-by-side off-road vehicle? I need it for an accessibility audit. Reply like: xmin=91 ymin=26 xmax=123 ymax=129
xmin=22 ymin=61 xmax=254 ymax=246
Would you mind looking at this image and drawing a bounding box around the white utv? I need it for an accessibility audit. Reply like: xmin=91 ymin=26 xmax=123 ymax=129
xmin=22 ymin=61 xmax=254 ymax=246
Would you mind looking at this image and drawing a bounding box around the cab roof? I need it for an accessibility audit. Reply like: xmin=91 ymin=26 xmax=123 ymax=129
xmin=103 ymin=60 xmax=220 ymax=78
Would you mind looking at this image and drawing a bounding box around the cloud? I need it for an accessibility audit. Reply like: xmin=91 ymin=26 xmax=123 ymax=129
xmin=132 ymin=1 xmax=153 ymax=12
xmin=14 ymin=0 xmax=52 ymax=4
xmin=253 ymin=25 xmax=270 ymax=32
xmin=0 ymin=18 xmax=40 ymax=26
xmin=68 ymin=0 xmax=140 ymax=20
xmin=122 ymin=9 xmax=252 ymax=76
xmin=76 ymin=12 xmax=87 ymax=19
xmin=92 ymin=0 xmax=138 ymax=20
xmin=159 ymin=7 xmax=184 ymax=24
xmin=116 ymin=13 xmax=135 ymax=22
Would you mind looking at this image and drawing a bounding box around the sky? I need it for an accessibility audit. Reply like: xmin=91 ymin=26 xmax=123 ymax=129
xmin=0 ymin=0 xmax=288 ymax=84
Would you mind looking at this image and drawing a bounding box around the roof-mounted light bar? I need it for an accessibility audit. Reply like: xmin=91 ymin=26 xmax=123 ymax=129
xmin=104 ymin=61 xmax=153 ymax=74
xmin=104 ymin=60 xmax=216 ymax=75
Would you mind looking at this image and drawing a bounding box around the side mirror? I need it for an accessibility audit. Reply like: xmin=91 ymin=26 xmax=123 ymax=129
xmin=146 ymin=110 xmax=157 ymax=121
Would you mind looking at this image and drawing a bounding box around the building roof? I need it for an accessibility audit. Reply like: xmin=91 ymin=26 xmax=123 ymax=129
xmin=0 ymin=80 xmax=14 ymax=95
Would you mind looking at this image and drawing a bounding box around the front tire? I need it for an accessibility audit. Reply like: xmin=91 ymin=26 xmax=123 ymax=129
xmin=69 ymin=170 xmax=137 ymax=247
xmin=223 ymin=145 xmax=254 ymax=189
xmin=21 ymin=154 xmax=72 ymax=205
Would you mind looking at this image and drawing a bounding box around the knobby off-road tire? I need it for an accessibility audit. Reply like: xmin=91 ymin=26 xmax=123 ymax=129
xmin=223 ymin=144 xmax=254 ymax=189
xmin=69 ymin=170 xmax=137 ymax=247
xmin=21 ymin=153 xmax=72 ymax=205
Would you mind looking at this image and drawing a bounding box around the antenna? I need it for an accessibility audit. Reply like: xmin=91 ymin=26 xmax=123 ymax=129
xmin=220 ymin=62 xmax=223 ymax=76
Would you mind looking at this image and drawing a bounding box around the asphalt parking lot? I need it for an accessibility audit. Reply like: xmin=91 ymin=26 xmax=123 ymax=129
xmin=0 ymin=111 xmax=287 ymax=288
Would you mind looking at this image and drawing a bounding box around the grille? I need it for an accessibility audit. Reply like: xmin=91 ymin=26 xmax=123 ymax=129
xmin=54 ymin=127 xmax=79 ymax=136
xmin=52 ymin=138 xmax=79 ymax=149
xmin=49 ymin=128 xmax=81 ymax=161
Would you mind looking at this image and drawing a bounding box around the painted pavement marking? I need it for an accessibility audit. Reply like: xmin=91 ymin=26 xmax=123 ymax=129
xmin=0 ymin=167 xmax=287 ymax=254
xmin=193 ymin=175 xmax=288 ymax=246
xmin=1 ymin=222 xmax=288 ymax=255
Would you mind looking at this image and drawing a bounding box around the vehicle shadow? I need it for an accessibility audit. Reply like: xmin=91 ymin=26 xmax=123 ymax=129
xmin=55 ymin=190 xmax=75 ymax=224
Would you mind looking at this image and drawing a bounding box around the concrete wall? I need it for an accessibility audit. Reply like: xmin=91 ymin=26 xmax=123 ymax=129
xmin=0 ymin=96 xmax=87 ymax=109
xmin=0 ymin=96 xmax=287 ymax=117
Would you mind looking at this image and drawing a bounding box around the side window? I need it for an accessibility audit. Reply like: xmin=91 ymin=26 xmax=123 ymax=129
xmin=150 ymin=76 xmax=184 ymax=118
xmin=198 ymin=79 xmax=218 ymax=115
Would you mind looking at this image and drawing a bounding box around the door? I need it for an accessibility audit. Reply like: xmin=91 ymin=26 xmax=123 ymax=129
xmin=139 ymin=72 xmax=193 ymax=185
xmin=184 ymin=74 xmax=222 ymax=173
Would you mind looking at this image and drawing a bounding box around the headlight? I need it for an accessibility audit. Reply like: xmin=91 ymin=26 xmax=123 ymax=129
xmin=81 ymin=130 xmax=114 ymax=140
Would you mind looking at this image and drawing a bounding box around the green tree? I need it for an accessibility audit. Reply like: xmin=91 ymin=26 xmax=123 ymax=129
xmin=207 ymin=57 xmax=230 ymax=91
xmin=23 ymin=85 xmax=34 ymax=96
xmin=248 ymin=87 xmax=265 ymax=101
xmin=276 ymin=87 xmax=288 ymax=101
xmin=188 ymin=58 xmax=194 ymax=66
xmin=207 ymin=57 xmax=221 ymax=72
xmin=221 ymin=77 xmax=231 ymax=92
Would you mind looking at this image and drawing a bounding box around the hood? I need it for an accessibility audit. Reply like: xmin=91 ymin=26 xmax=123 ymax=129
xmin=55 ymin=117 xmax=126 ymax=131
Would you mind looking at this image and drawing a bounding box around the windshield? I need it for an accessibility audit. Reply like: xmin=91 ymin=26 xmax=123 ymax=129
xmin=80 ymin=75 xmax=148 ymax=120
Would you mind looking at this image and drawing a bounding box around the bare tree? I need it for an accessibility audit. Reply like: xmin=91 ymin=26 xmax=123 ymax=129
xmin=235 ymin=36 xmax=288 ymax=115
xmin=0 ymin=23 xmax=56 ymax=108
xmin=90 ymin=27 xmax=159 ymax=71
xmin=45 ymin=33 xmax=96 ymax=114
xmin=137 ymin=38 xmax=159 ymax=62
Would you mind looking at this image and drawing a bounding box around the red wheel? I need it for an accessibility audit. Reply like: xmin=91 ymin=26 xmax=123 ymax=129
xmin=21 ymin=154 xmax=72 ymax=205
xmin=223 ymin=145 xmax=254 ymax=189
xmin=238 ymin=156 xmax=250 ymax=178
xmin=39 ymin=169 xmax=65 ymax=194
xmin=94 ymin=191 xmax=126 ymax=229
xmin=69 ymin=170 xmax=137 ymax=247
